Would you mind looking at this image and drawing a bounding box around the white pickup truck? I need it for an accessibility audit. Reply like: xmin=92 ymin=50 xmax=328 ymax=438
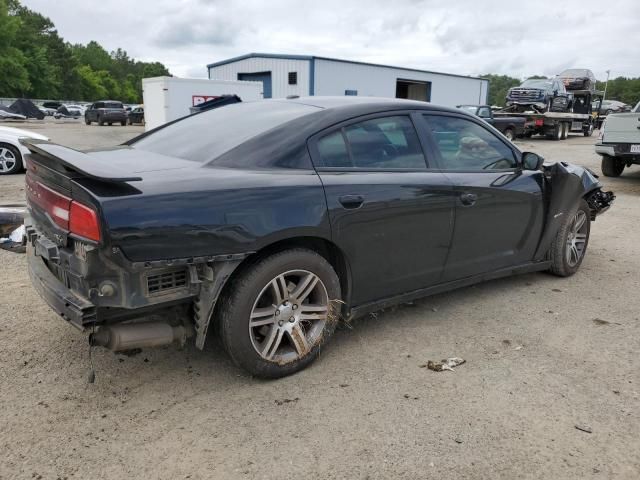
xmin=595 ymin=101 xmax=640 ymax=176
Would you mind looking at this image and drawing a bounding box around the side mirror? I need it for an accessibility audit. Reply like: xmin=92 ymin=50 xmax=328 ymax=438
xmin=522 ymin=152 xmax=544 ymax=170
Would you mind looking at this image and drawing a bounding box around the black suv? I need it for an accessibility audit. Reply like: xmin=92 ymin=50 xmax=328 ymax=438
xmin=85 ymin=100 xmax=127 ymax=126
xmin=506 ymin=78 xmax=571 ymax=113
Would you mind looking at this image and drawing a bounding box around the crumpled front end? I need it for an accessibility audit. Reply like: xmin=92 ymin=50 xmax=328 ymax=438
xmin=533 ymin=162 xmax=614 ymax=261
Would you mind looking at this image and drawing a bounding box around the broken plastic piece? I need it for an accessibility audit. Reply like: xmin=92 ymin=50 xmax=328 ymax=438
xmin=427 ymin=357 xmax=466 ymax=372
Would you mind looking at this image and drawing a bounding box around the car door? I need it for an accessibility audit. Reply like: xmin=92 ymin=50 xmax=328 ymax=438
xmin=308 ymin=112 xmax=456 ymax=306
xmin=420 ymin=112 xmax=545 ymax=281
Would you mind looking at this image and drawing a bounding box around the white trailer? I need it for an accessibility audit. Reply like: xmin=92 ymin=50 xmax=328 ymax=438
xmin=141 ymin=76 xmax=263 ymax=130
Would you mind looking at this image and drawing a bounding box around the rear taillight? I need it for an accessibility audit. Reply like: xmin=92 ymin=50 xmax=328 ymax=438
xmin=69 ymin=201 xmax=100 ymax=241
xmin=535 ymin=118 xmax=544 ymax=127
xmin=26 ymin=176 xmax=101 ymax=241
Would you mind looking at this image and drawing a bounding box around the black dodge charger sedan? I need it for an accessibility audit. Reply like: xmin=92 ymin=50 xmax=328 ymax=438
xmin=23 ymin=97 xmax=614 ymax=378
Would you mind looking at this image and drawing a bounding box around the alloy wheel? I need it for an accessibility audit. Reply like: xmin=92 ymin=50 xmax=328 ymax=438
xmin=566 ymin=210 xmax=588 ymax=267
xmin=249 ymin=269 xmax=329 ymax=364
xmin=0 ymin=147 xmax=17 ymax=173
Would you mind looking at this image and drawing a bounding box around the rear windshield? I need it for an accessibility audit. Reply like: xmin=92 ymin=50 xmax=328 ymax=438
xmin=131 ymin=101 xmax=318 ymax=163
xmin=104 ymin=102 xmax=123 ymax=109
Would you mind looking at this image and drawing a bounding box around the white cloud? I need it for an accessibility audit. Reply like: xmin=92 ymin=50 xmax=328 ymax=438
xmin=21 ymin=0 xmax=640 ymax=80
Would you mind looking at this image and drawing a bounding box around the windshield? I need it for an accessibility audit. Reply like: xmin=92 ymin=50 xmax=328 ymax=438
xmin=561 ymin=69 xmax=588 ymax=77
xmin=521 ymin=79 xmax=551 ymax=89
xmin=131 ymin=101 xmax=319 ymax=163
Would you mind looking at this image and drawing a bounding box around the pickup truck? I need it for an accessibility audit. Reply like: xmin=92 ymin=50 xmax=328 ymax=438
xmin=457 ymin=105 xmax=525 ymax=140
xmin=595 ymin=101 xmax=640 ymax=177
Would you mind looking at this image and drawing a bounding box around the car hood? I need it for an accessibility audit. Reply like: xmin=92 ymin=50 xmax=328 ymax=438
xmin=0 ymin=126 xmax=49 ymax=141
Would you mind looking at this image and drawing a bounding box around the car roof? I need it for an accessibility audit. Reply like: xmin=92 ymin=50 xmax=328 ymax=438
xmin=275 ymin=96 xmax=460 ymax=115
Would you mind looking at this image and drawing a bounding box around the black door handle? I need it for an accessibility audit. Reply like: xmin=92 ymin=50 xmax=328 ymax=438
xmin=339 ymin=194 xmax=364 ymax=209
xmin=460 ymin=192 xmax=477 ymax=206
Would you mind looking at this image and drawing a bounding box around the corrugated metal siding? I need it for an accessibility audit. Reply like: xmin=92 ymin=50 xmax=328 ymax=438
xmin=313 ymin=59 xmax=488 ymax=107
xmin=208 ymin=58 xmax=310 ymax=98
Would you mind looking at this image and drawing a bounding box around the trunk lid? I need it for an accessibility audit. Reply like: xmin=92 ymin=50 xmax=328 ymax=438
xmin=601 ymin=113 xmax=640 ymax=143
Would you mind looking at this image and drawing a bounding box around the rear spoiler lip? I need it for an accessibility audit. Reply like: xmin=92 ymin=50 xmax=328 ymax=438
xmin=20 ymin=138 xmax=143 ymax=183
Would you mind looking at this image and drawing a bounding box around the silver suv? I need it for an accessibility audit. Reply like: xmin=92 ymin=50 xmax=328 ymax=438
xmin=595 ymin=101 xmax=640 ymax=176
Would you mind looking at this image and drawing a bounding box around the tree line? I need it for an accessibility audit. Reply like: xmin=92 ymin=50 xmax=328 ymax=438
xmin=0 ymin=0 xmax=170 ymax=103
xmin=481 ymin=74 xmax=640 ymax=107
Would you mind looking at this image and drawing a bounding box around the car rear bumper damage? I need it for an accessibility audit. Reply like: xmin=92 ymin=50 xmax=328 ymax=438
xmin=28 ymin=243 xmax=96 ymax=329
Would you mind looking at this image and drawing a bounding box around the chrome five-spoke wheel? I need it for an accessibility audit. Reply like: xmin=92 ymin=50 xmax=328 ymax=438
xmin=250 ymin=270 xmax=329 ymax=364
xmin=0 ymin=146 xmax=18 ymax=174
xmin=218 ymin=248 xmax=341 ymax=378
xmin=565 ymin=210 xmax=588 ymax=267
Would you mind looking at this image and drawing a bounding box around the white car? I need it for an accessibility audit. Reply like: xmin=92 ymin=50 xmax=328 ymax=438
xmin=0 ymin=126 xmax=49 ymax=175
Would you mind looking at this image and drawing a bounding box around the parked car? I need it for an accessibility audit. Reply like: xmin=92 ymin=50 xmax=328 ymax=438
xmin=506 ymin=78 xmax=571 ymax=113
xmin=596 ymin=99 xmax=630 ymax=116
xmin=40 ymin=101 xmax=62 ymax=116
xmin=0 ymin=126 xmax=49 ymax=175
xmin=84 ymin=100 xmax=127 ymax=126
xmin=457 ymin=105 xmax=525 ymax=140
xmin=23 ymin=98 xmax=614 ymax=378
xmin=595 ymin=100 xmax=640 ymax=177
xmin=53 ymin=104 xmax=85 ymax=119
xmin=559 ymin=69 xmax=596 ymax=91
xmin=127 ymin=106 xmax=145 ymax=125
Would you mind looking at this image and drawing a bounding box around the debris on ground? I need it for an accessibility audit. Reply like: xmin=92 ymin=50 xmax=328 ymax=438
xmin=0 ymin=224 xmax=26 ymax=253
xmin=426 ymin=357 xmax=466 ymax=372
xmin=575 ymin=424 xmax=592 ymax=434
xmin=0 ymin=205 xmax=25 ymax=236
xmin=275 ymin=397 xmax=299 ymax=406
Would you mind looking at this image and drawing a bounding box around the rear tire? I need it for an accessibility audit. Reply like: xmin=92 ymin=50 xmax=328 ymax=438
xmin=218 ymin=248 xmax=341 ymax=378
xmin=121 ymin=120 xmax=126 ymax=126
xmin=85 ymin=118 xmax=91 ymax=125
xmin=561 ymin=122 xmax=568 ymax=140
xmin=98 ymin=117 xmax=104 ymax=126
xmin=549 ymin=199 xmax=590 ymax=277
xmin=601 ymin=155 xmax=624 ymax=177
xmin=0 ymin=143 xmax=23 ymax=175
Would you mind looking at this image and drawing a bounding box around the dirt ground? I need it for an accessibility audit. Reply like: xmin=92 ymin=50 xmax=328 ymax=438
xmin=1 ymin=119 xmax=639 ymax=479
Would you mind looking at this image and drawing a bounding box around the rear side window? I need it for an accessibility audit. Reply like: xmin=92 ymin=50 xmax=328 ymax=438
xmin=315 ymin=115 xmax=426 ymax=169
xmin=132 ymin=101 xmax=318 ymax=164
xmin=94 ymin=102 xmax=104 ymax=108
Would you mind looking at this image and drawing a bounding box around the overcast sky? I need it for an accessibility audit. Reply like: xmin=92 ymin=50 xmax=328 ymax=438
xmin=21 ymin=0 xmax=640 ymax=81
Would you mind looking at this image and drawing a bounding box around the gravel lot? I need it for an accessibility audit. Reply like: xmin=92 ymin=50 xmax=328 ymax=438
xmin=1 ymin=120 xmax=639 ymax=479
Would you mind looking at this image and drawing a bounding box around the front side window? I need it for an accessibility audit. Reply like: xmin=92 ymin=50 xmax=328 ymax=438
xmin=316 ymin=115 xmax=426 ymax=169
xmin=477 ymin=107 xmax=491 ymax=118
xmin=424 ymin=115 xmax=517 ymax=171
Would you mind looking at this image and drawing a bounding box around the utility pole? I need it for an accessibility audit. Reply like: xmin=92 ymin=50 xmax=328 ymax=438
xmin=603 ymin=70 xmax=611 ymax=101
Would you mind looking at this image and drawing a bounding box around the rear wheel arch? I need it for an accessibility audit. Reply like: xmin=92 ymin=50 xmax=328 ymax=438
xmin=225 ymin=236 xmax=352 ymax=309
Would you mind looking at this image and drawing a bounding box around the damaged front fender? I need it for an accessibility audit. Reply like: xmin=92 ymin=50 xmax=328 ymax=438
xmin=533 ymin=162 xmax=614 ymax=261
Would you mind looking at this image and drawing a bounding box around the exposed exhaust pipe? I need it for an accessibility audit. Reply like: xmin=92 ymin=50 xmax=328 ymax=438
xmin=90 ymin=322 xmax=193 ymax=352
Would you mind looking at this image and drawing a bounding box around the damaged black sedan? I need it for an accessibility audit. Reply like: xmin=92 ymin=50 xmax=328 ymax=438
xmin=23 ymin=97 xmax=614 ymax=378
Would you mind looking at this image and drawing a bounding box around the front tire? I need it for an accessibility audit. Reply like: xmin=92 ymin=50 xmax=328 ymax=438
xmin=601 ymin=155 xmax=624 ymax=177
xmin=0 ymin=143 xmax=23 ymax=175
xmin=218 ymin=249 xmax=341 ymax=378
xmin=503 ymin=128 xmax=515 ymax=141
xmin=549 ymin=200 xmax=590 ymax=277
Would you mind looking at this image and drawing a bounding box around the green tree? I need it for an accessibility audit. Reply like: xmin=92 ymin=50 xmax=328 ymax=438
xmin=0 ymin=0 xmax=30 ymax=96
xmin=481 ymin=74 xmax=520 ymax=107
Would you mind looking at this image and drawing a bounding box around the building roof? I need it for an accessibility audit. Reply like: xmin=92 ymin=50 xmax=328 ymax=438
xmin=206 ymin=53 xmax=486 ymax=82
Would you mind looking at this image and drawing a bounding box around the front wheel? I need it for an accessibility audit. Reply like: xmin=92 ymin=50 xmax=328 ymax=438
xmin=549 ymin=200 xmax=590 ymax=277
xmin=601 ymin=155 xmax=624 ymax=177
xmin=121 ymin=120 xmax=126 ymax=126
xmin=218 ymin=249 xmax=341 ymax=378
xmin=503 ymin=128 xmax=515 ymax=141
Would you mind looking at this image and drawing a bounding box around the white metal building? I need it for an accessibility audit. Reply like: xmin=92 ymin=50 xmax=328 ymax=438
xmin=207 ymin=53 xmax=489 ymax=106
